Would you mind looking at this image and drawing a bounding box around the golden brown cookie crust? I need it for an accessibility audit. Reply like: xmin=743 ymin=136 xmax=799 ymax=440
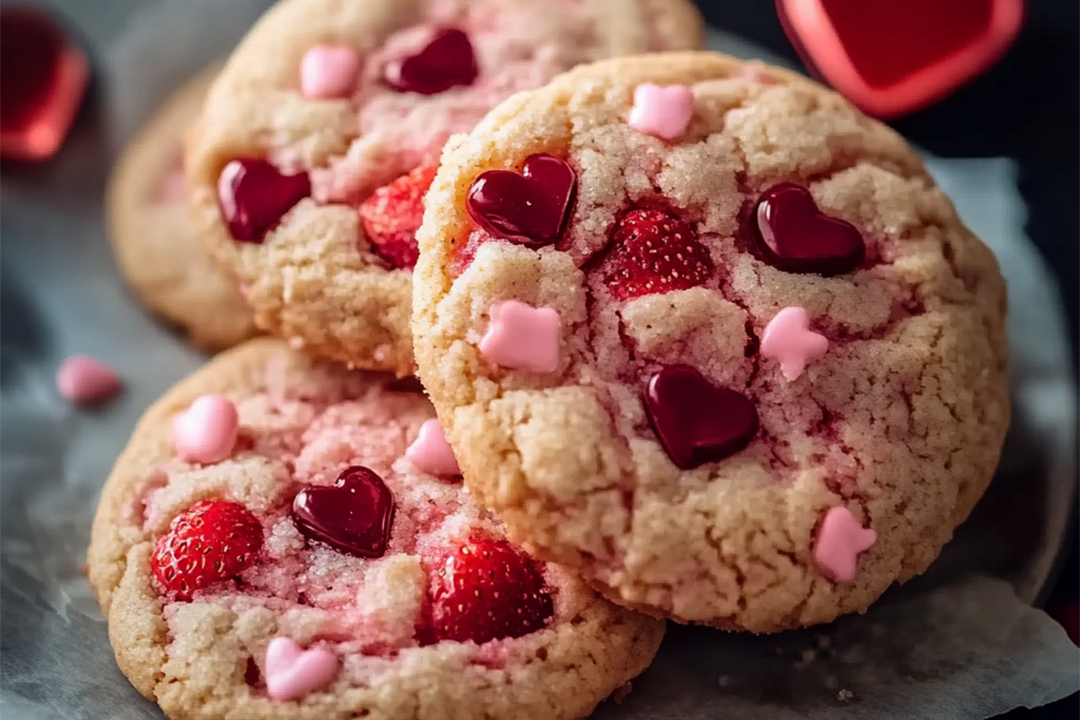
xmin=107 ymin=64 xmax=259 ymax=352
xmin=186 ymin=0 xmax=704 ymax=375
xmin=87 ymin=338 xmax=665 ymax=720
xmin=411 ymin=52 xmax=1010 ymax=632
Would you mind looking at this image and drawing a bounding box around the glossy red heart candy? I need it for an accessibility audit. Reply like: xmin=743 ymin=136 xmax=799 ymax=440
xmin=218 ymin=158 xmax=311 ymax=243
xmin=777 ymin=0 xmax=1022 ymax=118
xmin=291 ymin=466 xmax=395 ymax=558
xmin=384 ymin=28 xmax=478 ymax=96
xmin=466 ymin=153 xmax=576 ymax=248
xmin=644 ymin=364 xmax=759 ymax=470
xmin=754 ymin=182 xmax=865 ymax=275
xmin=0 ymin=7 xmax=90 ymax=162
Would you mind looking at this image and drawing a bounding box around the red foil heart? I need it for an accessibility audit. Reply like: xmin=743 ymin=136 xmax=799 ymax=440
xmin=820 ymin=0 xmax=996 ymax=89
xmin=0 ymin=8 xmax=90 ymax=162
xmin=217 ymin=158 xmax=311 ymax=243
xmin=466 ymin=154 xmax=576 ymax=248
xmin=754 ymin=182 xmax=865 ymax=275
xmin=644 ymin=364 xmax=759 ymax=470
xmin=291 ymin=466 xmax=395 ymax=558
xmin=384 ymin=28 xmax=478 ymax=96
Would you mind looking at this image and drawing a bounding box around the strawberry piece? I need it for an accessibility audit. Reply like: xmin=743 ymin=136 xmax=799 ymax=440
xmin=150 ymin=500 xmax=263 ymax=600
xmin=602 ymin=208 xmax=713 ymax=300
xmin=426 ymin=538 xmax=553 ymax=645
xmin=358 ymin=163 xmax=439 ymax=270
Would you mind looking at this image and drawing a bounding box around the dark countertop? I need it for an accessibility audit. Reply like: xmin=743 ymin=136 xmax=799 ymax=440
xmin=693 ymin=3 xmax=1078 ymax=718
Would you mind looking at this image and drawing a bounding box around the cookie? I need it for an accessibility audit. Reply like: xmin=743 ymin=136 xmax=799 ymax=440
xmin=107 ymin=65 xmax=258 ymax=352
xmin=185 ymin=0 xmax=705 ymax=375
xmin=411 ymin=52 xmax=1010 ymax=632
xmin=86 ymin=338 xmax=664 ymax=720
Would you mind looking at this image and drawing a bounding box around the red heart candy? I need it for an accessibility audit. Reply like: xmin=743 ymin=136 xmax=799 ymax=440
xmin=0 ymin=7 xmax=90 ymax=162
xmin=466 ymin=154 xmax=576 ymax=248
xmin=291 ymin=466 xmax=395 ymax=558
xmin=384 ymin=28 xmax=478 ymax=96
xmin=778 ymin=0 xmax=1023 ymax=118
xmin=217 ymin=159 xmax=311 ymax=243
xmin=754 ymin=182 xmax=865 ymax=275
xmin=644 ymin=364 xmax=759 ymax=470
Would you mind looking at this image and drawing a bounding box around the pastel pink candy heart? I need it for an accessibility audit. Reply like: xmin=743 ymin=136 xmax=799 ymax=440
xmin=265 ymin=637 xmax=339 ymax=702
xmin=627 ymin=83 xmax=694 ymax=140
xmin=172 ymin=394 xmax=239 ymax=465
xmin=760 ymin=306 xmax=829 ymax=381
xmin=405 ymin=419 xmax=461 ymax=477
xmin=55 ymin=355 xmax=122 ymax=404
xmin=478 ymin=300 xmax=561 ymax=374
xmin=812 ymin=506 xmax=876 ymax=583
xmin=299 ymin=45 xmax=361 ymax=99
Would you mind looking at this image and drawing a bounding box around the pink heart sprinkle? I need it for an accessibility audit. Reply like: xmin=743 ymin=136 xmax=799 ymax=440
xmin=55 ymin=355 xmax=121 ymax=404
xmin=172 ymin=394 xmax=239 ymax=465
xmin=299 ymin=45 xmax=361 ymax=100
xmin=478 ymin=300 xmax=561 ymax=374
xmin=812 ymin=506 xmax=876 ymax=583
xmin=760 ymin=306 xmax=829 ymax=381
xmin=739 ymin=63 xmax=775 ymax=84
xmin=265 ymin=637 xmax=339 ymax=702
xmin=405 ymin=419 xmax=461 ymax=477
xmin=627 ymin=83 xmax=694 ymax=140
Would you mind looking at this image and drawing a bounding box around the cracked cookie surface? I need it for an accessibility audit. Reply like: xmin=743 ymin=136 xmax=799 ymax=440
xmin=411 ymin=52 xmax=1010 ymax=632
xmin=107 ymin=65 xmax=258 ymax=351
xmin=186 ymin=0 xmax=704 ymax=375
xmin=86 ymin=338 xmax=664 ymax=720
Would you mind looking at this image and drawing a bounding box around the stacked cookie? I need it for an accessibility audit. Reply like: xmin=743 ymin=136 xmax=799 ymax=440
xmin=93 ymin=2 xmax=1010 ymax=719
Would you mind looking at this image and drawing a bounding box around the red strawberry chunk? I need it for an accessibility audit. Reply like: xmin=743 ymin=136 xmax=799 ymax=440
xmin=426 ymin=538 xmax=553 ymax=645
xmin=358 ymin=163 xmax=439 ymax=270
xmin=150 ymin=500 xmax=263 ymax=600
xmin=602 ymin=208 xmax=713 ymax=300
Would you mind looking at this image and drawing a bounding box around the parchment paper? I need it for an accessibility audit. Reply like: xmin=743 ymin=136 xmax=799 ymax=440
xmin=1 ymin=1 xmax=1077 ymax=718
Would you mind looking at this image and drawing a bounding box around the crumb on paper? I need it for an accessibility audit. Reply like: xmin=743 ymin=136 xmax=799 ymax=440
xmin=837 ymin=689 xmax=855 ymax=702
xmin=795 ymin=647 xmax=818 ymax=670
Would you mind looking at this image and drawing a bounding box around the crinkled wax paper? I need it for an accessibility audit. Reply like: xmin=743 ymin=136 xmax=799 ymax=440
xmin=1 ymin=1 xmax=1077 ymax=718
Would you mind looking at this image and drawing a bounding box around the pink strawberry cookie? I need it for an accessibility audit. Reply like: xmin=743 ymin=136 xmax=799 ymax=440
xmin=412 ymin=53 xmax=1010 ymax=632
xmin=185 ymin=0 xmax=705 ymax=375
xmin=106 ymin=64 xmax=258 ymax=352
xmin=86 ymin=338 xmax=664 ymax=720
